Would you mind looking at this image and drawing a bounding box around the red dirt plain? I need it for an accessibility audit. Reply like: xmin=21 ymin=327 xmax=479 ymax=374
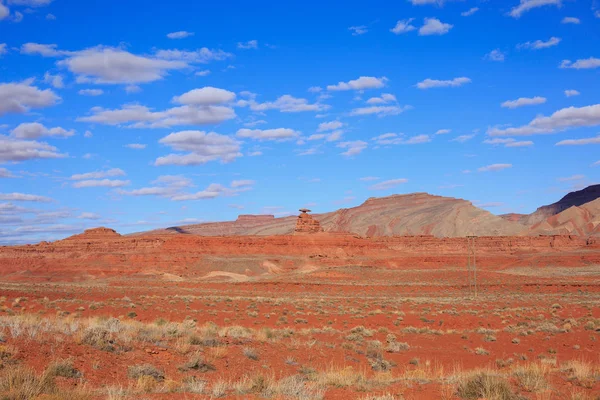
xmin=0 ymin=229 xmax=599 ymax=399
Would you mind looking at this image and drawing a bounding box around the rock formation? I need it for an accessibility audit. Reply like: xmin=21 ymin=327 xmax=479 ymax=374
xmin=294 ymin=209 xmax=323 ymax=234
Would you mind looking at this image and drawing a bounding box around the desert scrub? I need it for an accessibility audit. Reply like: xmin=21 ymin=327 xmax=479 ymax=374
xmin=456 ymin=371 xmax=520 ymax=400
xmin=178 ymin=352 xmax=215 ymax=372
xmin=127 ymin=364 xmax=164 ymax=381
xmin=47 ymin=359 xmax=82 ymax=378
xmin=513 ymin=363 xmax=549 ymax=392
xmin=243 ymin=347 xmax=259 ymax=360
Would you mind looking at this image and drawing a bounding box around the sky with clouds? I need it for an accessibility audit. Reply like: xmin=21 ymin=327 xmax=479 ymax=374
xmin=1 ymin=0 xmax=599 ymax=244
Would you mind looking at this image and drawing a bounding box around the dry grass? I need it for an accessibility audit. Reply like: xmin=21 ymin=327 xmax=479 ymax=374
xmin=562 ymin=359 xmax=599 ymax=388
xmin=456 ymin=370 xmax=520 ymax=400
xmin=512 ymin=362 xmax=550 ymax=392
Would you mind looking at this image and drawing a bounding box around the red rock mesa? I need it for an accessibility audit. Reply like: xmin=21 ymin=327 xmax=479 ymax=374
xmin=294 ymin=209 xmax=323 ymax=234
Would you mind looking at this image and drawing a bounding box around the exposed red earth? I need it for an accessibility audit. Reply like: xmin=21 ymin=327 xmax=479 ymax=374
xmin=1 ymin=187 xmax=599 ymax=399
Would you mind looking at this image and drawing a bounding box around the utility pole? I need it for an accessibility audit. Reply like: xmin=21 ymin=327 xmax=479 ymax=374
xmin=466 ymin=235 xmax=477 ymax=298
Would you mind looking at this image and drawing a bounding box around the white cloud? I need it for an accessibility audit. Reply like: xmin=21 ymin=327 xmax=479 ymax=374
xmin=124 ymin=85 xmax=141 ymax=94
xmin=338 ymin=140 xmax=367 ymax=156
xmin=451 ymin=134 xmax=476 ymax=143
xmin=488 ymin=104 xmax=600 ymax=136
xmin=509 ymin=0 xmax=561 ymax=18
xmin=372 ymin=133 xmax=430 ymax=145
xmin=0 ymin=192 xmax=52 ymax=202
xmin=78 ymin=102 xmax=236 ymax=128
xmin=308 ymin=86 xmax=322 ymax=93
xmin=501 ymin=96 xmax=546 ymax=109
xmin=369 ymin=178 xmax=408 ymax=190
xmin=557 ymin=174 xmax=584 ymax=182
xmin=517 ymin=37 xmax=561 ymax=50
xmin=155 ymin=130 xmax=241 ymax=166
xmin=118 ymin=175 xmax=194 ymax=198
xmin=435 ymin=129 xmax=451 ymax=135
xmin=350 ymin=105 xmax=412 ymax=117
xmin=0 ymin=43 xmax=7 ymax=56
xmin=173 ymin=87 xmax=236 ymax=105
xmin=20 ymin=43 xmax=64 ymax=57
xmin=11 ymin=122 xmax=74 ymax=139
xmin=0 ymin=79 xmax=60 ymax=116
xmin=43 ymin=72 xmax=64 ymax=88
xmin=461 ymin=7 xmax=479 ymax=16
xmin=317 ymin=121 xmax=344 ymax=132
xmin=7 ymin=0 xmax=53 ymax=6
xmin=12 ymin=10 xmax=22 ymax=22
xmin=560 ymin=57 xmax=600 ymax=69
xmin=483 ymin=138 xmax=534 ymax=147
xmin=71 ymin=168 xmax=125 ymax=180
xmin=238 ymin=94 xmax=328 ymax=113
xmin=72 ymin=179 xmax=130 ymax=188
xmin=124 ymin=143 xmax=146 ymax=149
xmin=0 ymin=168 xmax=14 ymax=178
xmin=195 ymin=70 xmax=210 ymax=76
xmin=564 ymin=89 xmax=580 ymax=97
xmin=231 ymin=179 xmax=255 ymax=188
xmin=237 ymin=40 xmax=258 ymax=49
xmin=84 ymin=131 xmax=93 ymax=138
xmin=154 ymin=48 xmax=232 ymax=64
xmin=419 ymin=18 xmax=453 ymax=36
xmin=478 ymin=163 xmax=512 ymax=172
xmin=167 ymin=31 xmax=194 ymax=39
xmin=76 ymin=212 xmax=101 ymax=220
xmin=408 ymin=0 xmax=444 ymax=4
xmin=78 ymin=89 xmax=103 ymax=96
xmin=349 ymin=25 xmax=368 ymax=35
xmin=390 ymin=18 xmax=416 ymax=34
xmin=359 ymin=176 xmax=380 ymax=181
xmin=416 ymin=77 xmax=471 ymax=89
xmin=561 ymin=17 xmax=580 ymax=24
xmin=555 ymin=135 xmax=600 ymax=146
xmin=366 ymin=93 xmax=397 ymax=104
xmin=308 ymin=130 xmax=343 ymax=142
xmin=0 ymin=1 xmax=9 ymax=20
xmin=327 ymin=76 xmax=388 ymax=91
xmin=592 ymin=160 xmax=600 ymax=166
xmin=236 ymin=128 xmax=299 ymax=141
xmin=485 ymin=49 xmax=505 ymax=62
xmin=0 ymin=135 xmax=66 ymax=162
xmin=45 ymin=13 xmax=55 ymax=20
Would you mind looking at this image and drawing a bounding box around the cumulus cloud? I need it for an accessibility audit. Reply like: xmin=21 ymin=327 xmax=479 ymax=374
xmin=451 ymin=134 xmax=476 ymax=143
xmin=43 ymin=72 xmax=64 ymax=88
xmin=20 ymin=43 xmax=65 ymax=57
xmin=195 ymin=70 xmax=211 ymax=77
xmin=501 ymin=96 xmax=546 ymax=109
xmin=0 ymin=192 xmax=52 ymax=202
xmin=0 ymin=79 xmax=60 ymax=116
xmin=0 ymin=1 xmax=8 ymax=20
xmin=366 ymin=93 xmax=397 ymax=104
xmin=390 ymin=19 xmax=416 ymax=34
xmin=349 ymin=25 xmax=368 ymax=35
xmin=488 ymin=104 xmax=600 ymax=136
xmin=155 ymin=130 xmax=241 ymax=166
xmin=71 ymin=168 xmax=125 ymax=180
xmin=338 ymin=140 xmax=367 ymax=156
xmin=167 ymin=31 xmax=194 ymax=39
xmin=555 ymin=136 xmax=600 ymax=146
xmin=236 ymin=128 xmax=299 ymax=141
xmin=0 ymin=168 xmax=14 ymax=178
xmin=237 ymin=40 xmax=258 ymax=49
xmin=478 ymin=163 xmax=512 ymax=172
xmin=118 ymin=175 xmax=194 ymax=198
xmin=11 ymin=122 xmax=74 ymax=139
xmin=557 ymin=174 xmax=584 ymax=182
xmin=372 ymin=133 xmax=430 ymax=145
xmin=483 ymin=138 xmax=534 ymax=147
xmin=517 ymin=37 xmax=561 ymax=50
xmin=78 ymin=89 xmax=103 ymax=96
xmin=317 ymin=121 xmax=344 ymax=132
xmin=231 ymin=179 xmax=255 ymax=188
xmin=0 ymin=43 xmax=7 ymax=56
xmin=509 ymin=0 xmax=561 ymax=18
xmin=238 ymin=94 xmax=328 ymax=113
xmin=485 ymin=49 xmax=505 ymax=62
xmin=419 ymin=18 xmax=453 ymax=35
xmin=154 ymin=47 xmax=232 ymax=64
xmin=173 ymin=87 xmax=236 ymax=105
xmin=308 ymin=130 xmax=343 ymax=142
xmin=124 ymin=143 xmax=146 ymax=149
xmin=461 ymin=7 xmax=479 ymax=16
xmin=72 ymin=179 xmax=130 ymax=188
xmin=350 ymin=105 xmax=412 ymax=117
xmin=561 ymin=17 xmax=580 ymax=24
xmin=560 ymin=58 xmax=600 ymax=69
xmin=369 ymin=178 xmax=408 ymax=190
xmin=7 ymin=0 xmax=53 ymax=6
xmin=416 ymin=77 xmax=471 ymax=89
xmin=564 ymin=89 xmax=580 ymax=97
xmin=327 ymin=76 xmax=388 ymax=91
xmin=0 ymin=135 xmax=66 ymax=162
xmin=435 ymin=129 xmax=451 ymax=135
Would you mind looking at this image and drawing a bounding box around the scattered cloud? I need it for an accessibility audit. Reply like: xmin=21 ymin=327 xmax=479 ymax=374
xmin=238 ymin=94 xmax=328 ymax=113
xmin=78 ymin=89 xmax=104 ymax=96
xmin=485 ymin=49 xmax=505 ymax=62
xmin=561 ymin=17 xmax=580 ymax=24
xmin=237 ymin=40 xmax=258 ymax=49
xmin=317 ymin=121 xmax=344 ymax=132
xmin=416 ymin=77 xmax=471 ymax=89
xmin=0 ymin=135 xmax=66 ymax=163
xmin=327 ymin=76 xmax=388 ymax=91
xmin=0 ymin=43 xmax=7 ymax=56
xmin=11 ymin=122 xmax=74 ymax=139
xmin=483 ymin=138 xmax=534 ymax=147
xmin=124 ymin=143 xmax=146 ymax=149
xmin=555 ymin=135 xmax=600 ymax=146
xmin=125 ymin=85 xmax=141 ymax=94
xmin=488 ymin=104 xmax=600 ymax=136
xmin=0 ymin=192 xmax=52 ymax=202
xmin=72 ymin=179 xmax=130 ymax=188
xmin=478 ymin=163 xmax=512 ymax=172
xmin=0 ymin=168 xmax=14 ymax=178
xmin=373 ymin=133 xmax=430 ymax=145
xmin=435 ymin=129 xmax=451 ymax=135
xmin=350 ymin=105 xmax=412 ymax=117
xmin=338 ymin=140 xmax=367 ymax=156
xmin=155 ymin=130 xmax=241 ymax=166
xmin=236 ymin=128 xmax=299 ymax=141
xmin=84 ymin=131 xmax=93 ymax=138
xmin=560 ymin=57 xmax=600 ymax=69
xmin=501 ymin=96 xmax=546 ymax=109
xmin=195 ymin=70 xmax=210 ymax=77
xmin=7 ymin=0 xmax=54 ymax=6
xmin=43 ymin=72 xmax=64 ymax=88
xmin=369 ymin=178 xmax=408 ymax=190
xmin=0 ymin=79 xmax=60 ymax=116
xmin=461 ymin=7 xmax=479 ymax=16
xmin=118 ymin=175 xmax=193 ymax=198
xmin=419 ymin=18 xmax=453 ymax=36
xmin=509 ymin=0 xmax=561 ymax=18
xmin=557 ymin=174 xmax=584 ymax=182
xmin=366 ymin=93 xmax=397 ymax=104
xmin=349 ymin=25 xmax=368 ymax=35
xmin=71 ymin=168 xmax=125 ymax=180
xmin=0 ymin=2 xmax=8 ymax=20
xmin=517 ymin=37 xmax=561 ymax=50
xmin=451 ymin=134 xmax=476 ymax=143
xmin=359 ymin=176 xmax=380 ymax=181
xmin=564 ymin=89 xmax=580 ymax=97
xmin=390 ymin=18 xmax=416 ymax=34
xmin=173 ymin=87 xmax=236 ymax=105
xmin=77 ymin=212 xmax=101 ymax=220
xmin=592 ymin=160 xmax=600 ymax=166
xmin=20 ymin=43 xmax=64 ymax=57
xmin=166 ymin=31 xmax=194 ymax=39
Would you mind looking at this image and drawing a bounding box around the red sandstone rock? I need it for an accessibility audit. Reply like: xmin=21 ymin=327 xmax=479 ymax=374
xmin=294 ymin=209 xmax=322 ymax=234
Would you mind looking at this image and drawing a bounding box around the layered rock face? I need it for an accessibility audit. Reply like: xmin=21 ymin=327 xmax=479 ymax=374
xmin=294 ymin=210 xmax=322 ymax=234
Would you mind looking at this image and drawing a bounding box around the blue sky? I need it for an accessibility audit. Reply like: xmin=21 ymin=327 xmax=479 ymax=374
xmin=1 ymin=0 xmax=600 ymax=244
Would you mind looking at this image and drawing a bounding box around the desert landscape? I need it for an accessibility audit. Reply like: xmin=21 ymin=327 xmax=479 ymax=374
xmin=1 ymin=187 xmax=599 ymax=399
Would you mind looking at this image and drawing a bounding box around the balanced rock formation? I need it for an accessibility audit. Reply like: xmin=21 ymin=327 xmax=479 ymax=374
xmin=294 ymin=209 xmax=322 ymax=234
